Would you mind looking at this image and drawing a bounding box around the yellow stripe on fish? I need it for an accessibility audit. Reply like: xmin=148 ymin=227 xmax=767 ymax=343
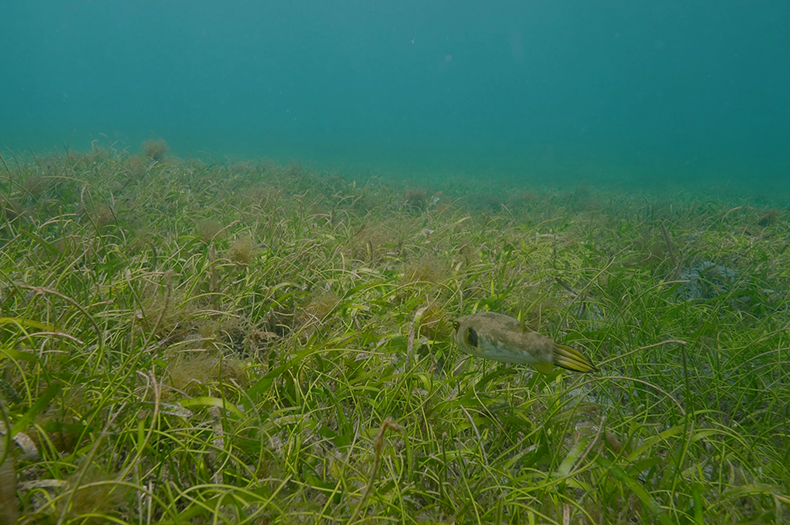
xmin=452 ymin=311 xmax=597 ymax=375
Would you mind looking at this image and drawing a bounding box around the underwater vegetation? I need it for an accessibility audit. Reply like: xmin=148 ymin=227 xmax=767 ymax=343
xmin=141 ymin=138 xmax=169 ymax=163
xmin=0 ymin=142 xmax=789 ymax=523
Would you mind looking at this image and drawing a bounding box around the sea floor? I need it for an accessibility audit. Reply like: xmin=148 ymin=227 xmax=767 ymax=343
xmin=0 ymin=144 xmax=788 ymax=524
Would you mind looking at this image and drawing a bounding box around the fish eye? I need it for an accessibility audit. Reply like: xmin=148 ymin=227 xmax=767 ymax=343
xmin=465 ymin=327 xmax=478 ymax=348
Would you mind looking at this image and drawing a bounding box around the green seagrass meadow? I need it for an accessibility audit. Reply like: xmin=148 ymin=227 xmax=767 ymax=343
xmin=0 ymin=141 xmax=788 ymax=524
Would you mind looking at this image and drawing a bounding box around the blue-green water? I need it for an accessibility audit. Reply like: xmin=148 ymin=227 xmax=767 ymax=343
xmin=2 ymin=1 xmax=789 ymax=189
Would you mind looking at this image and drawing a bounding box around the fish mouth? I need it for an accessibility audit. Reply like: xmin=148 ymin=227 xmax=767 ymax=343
xmin=553 ymin=343 xmax=598 ymax=373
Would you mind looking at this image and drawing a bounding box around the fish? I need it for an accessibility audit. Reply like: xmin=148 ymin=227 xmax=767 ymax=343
xmin=452 ymin=311 xmax=597 ymax=375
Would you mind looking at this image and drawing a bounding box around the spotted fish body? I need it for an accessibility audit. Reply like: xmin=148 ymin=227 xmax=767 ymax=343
xmin=452 ymin=312 xmax=597 ymax=375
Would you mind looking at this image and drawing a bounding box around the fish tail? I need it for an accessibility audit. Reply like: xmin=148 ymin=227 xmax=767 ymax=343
xmin=552 ymin=342 xmax=598 ymax=373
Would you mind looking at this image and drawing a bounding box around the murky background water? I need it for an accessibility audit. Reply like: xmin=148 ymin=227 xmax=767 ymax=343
xmin=2 ymin=1 xmax=788 ymax=192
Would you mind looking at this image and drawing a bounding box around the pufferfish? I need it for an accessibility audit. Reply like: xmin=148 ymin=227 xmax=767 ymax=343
xmin=452 ymin=312 xmax=597 ymax=375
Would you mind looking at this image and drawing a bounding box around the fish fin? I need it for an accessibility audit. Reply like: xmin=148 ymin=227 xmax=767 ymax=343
xmin=533 ymin=361 xmax=555 ymax=375
xmin=552 ymin=342 xmax=598 ymax=373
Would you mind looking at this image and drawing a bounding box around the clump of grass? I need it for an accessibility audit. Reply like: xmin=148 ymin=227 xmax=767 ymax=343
xmin=417 ymin=301 xmax=451 ymax=340
xmin=50 ymin=235 xmax=79 ymax=258
xmin=567 ymin=184 xmax=602 ymax=212
xmin=88 ymin=204 xmax=115 ymax=228
xmin=27 ymin=385 xmax=89 ymax=455
xmin=166 ymin=350 xmax=247 ymax=396
xmin=757 ymin=208 xmax=779 ymax=227
xmin=226 ymin=236 xmax=258 ymax=266
xmin=128 ymin=154 xmax=147 ymax=179
xmin=0 ymin=431 xmax=19 ymax=525
xmin=21 ymin=175 xmax=53 ymax=200
xmin=403 ymin=187 xmax=428 ymax=211
xmin=0 ymin=197 xmax=21 ymax=220
xmin=401 ymin=254 xmax=449 ymax=286
xmin=195 ymin=219 xmax=225 ymax=243
xmin=55 ymin=467 xmax=130 ymax=524
xmin=141 ymin=138 xmax=169 ymax=162
xmin=300 ymin=290 xmax=341 ymax=325
xmin=629 ymin=228 xmax=669 ymax=267
xmin=241 ymin=184 xmax=281 ymax=209
xmin=347 ymin=222 xmax=396 ymax=262
xmin=137 ymin=276 xmax=194 ymax=339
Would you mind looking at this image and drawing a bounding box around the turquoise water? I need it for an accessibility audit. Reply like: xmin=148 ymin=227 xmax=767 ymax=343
xmin=2 ymin=1 xmax=789 ymax=189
